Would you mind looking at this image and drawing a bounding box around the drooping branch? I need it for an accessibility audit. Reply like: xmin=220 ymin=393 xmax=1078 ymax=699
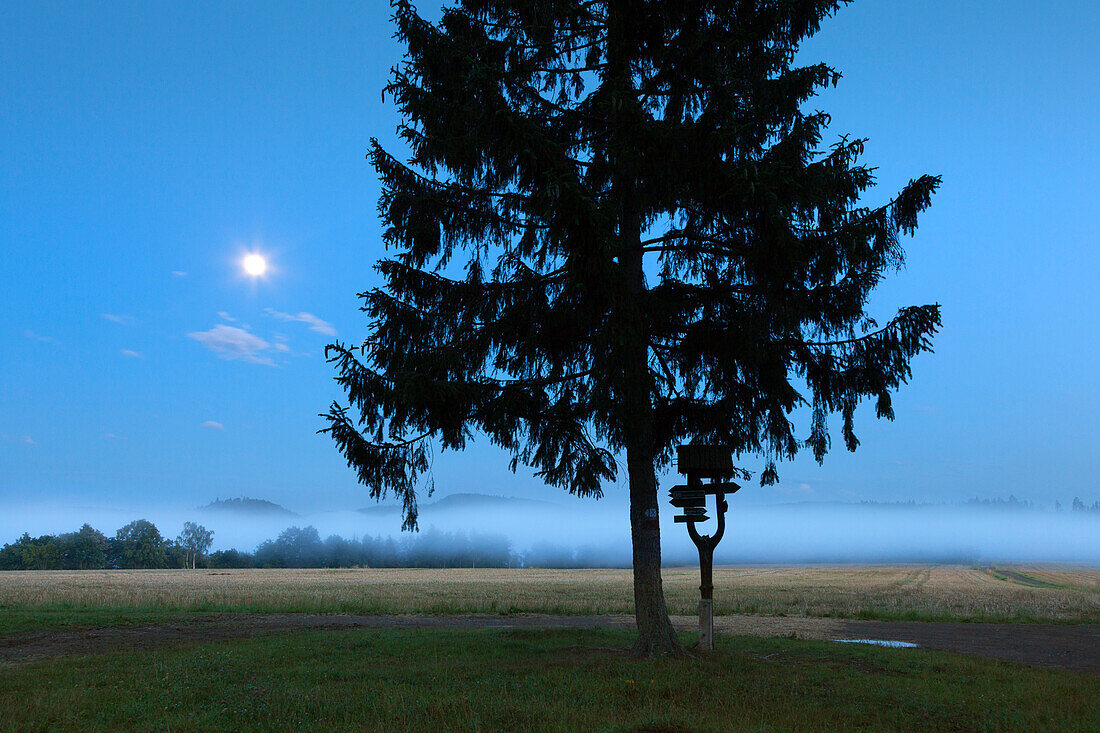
xmin=320 ymin=403 xmax=430 ymax=531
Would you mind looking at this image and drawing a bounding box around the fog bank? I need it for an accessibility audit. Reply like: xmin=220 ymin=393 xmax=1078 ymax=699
xmin=2 ymin=495 xmax=1097 ymax=566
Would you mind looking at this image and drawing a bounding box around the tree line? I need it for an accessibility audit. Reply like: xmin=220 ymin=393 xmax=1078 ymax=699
xmin=0 ymin=519 xmax=525 ymax=570
xmin=249 ymin=525 xmax=515 ymax=569
xmin=962 ymin=496 xmax=1100 ymax=513
xmin=0 ymin=520 xmax=214 ymax=571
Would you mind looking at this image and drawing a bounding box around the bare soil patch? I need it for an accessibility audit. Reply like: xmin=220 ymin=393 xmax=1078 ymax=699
xmin=987 ymin=567 xmax=1064 ymax=588
xmin=1 ymin=613 xmax=1096 ymax=673
xmin=835 ymin=619 xmax=1100 ymax=673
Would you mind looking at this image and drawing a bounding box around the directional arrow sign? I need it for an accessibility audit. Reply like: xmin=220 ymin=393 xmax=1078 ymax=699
xmin=669 ymin=482 xmax=741 ymax=496
xmin=670 ymin=495 xmax=706 ymax=508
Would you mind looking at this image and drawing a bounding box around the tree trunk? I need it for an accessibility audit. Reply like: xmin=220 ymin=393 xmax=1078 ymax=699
xmin=617 ymin=142 xmax=683 ymax=658
xmin=604 ymin=0 xmax=683 ymax=657
xmin=620 ymin=242 xmax=682 ymax=656
xmin=627 ymin=440 xmax=684 ymax=656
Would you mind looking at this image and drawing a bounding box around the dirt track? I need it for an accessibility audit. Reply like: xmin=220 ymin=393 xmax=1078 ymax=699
xmin=1 ymin=614 xmax=1096 ymax=674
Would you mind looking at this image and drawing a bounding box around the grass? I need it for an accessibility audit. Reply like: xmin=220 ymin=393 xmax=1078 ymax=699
xmin=0 ymin=607 xmax=220 ymax=636
xmin=1 ymin=627 xmax=1096 ymax=732
xmin=1 ymin=565 xmax=1097 ymax=632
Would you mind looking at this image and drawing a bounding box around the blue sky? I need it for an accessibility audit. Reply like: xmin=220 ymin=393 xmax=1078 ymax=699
xmin=2 ymin=0 xmax=1098 ymax=515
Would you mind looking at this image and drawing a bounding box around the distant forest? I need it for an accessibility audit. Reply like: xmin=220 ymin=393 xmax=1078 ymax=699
xmin=0 ymin=520 xmax=595 ymax=571
xmin=859 ymin=496 xmax=1100 ymax=512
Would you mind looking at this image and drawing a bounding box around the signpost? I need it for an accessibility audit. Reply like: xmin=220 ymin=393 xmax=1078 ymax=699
xmin=669 ymin=445 xmax=740 ymax=651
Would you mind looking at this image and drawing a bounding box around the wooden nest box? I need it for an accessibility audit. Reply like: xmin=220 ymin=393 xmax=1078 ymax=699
xmin=676 ymin=445 xmax=734 ymax=479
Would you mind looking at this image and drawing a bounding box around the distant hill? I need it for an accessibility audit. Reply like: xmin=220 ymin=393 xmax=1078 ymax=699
xmin=199 ymin=497 xmax=299 ymax=517
xmin=359 ymin=492 xmax=562 ymax=515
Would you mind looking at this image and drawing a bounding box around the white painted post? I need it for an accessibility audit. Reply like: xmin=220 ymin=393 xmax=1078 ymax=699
xmin=699 ymin=598 xmax=713 ymax=651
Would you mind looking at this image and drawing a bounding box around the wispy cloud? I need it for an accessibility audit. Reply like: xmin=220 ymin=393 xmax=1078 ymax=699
xmin=217 ymin=311 xmax=237 ymax=323
xmin=24 ymin=329 xmax=57 ymax=344
xmin=200 ymin=421 xmax=224 ymax=431
xmin=187 ymin=324 xmax=274 ymax=365
xmin=101 ymin=313 xmax=134 ymax=325
xmin=264 ymin=308 xmax=336 ymax=337
xmin=103 ymin=433 xmax=126 ymax=441
xmin=172 ymin=270 xmax=187 ymax=277
xmin=120 ymin=349 xmax=144 ymax=359
xmin=1 ymin=435 xmax=36 ymax=446
xmin=773 ymin=481 xmax=817 ymax=497
xmin=274 ymin=343 xmax=290 ymax=352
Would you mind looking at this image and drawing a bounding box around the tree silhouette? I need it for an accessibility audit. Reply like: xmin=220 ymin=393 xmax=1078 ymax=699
xmin=177 ymin=521 xmax=215 ymax=569
xmin=325 ymin=0 xmax=940 ymax=654
xmin=112 ymin=519 xmax=167 ymax=569
xmin=59 ymin=524 xmax=108 ymax=569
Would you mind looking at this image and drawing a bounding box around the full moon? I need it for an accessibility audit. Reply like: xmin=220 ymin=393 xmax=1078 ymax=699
xmin=243 ymin=253 xmax=267 ymax=276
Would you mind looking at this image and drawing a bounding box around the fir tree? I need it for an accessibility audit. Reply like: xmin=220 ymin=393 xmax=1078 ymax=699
xmin=324 ymin=0 xmax=940 ymax=655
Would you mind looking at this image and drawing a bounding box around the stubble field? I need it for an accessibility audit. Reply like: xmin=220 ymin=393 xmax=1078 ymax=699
xmin=2 ymin=564 xmax=1097 ymax=624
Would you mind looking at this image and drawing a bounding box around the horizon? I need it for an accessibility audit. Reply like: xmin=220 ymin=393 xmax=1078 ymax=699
xmin=5 ymin=489 xmax=1099 ymax=566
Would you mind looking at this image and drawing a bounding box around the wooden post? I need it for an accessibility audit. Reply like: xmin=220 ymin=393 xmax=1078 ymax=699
xmin=687 ymin=489 xmax=725 ymax=652
xmin=698 ymin=534 xmax=714 ymax=650
xmin=672 ymin=446 xmax=738 ymax=653
xmin=698 ymin=598 xmax=713 ymax=651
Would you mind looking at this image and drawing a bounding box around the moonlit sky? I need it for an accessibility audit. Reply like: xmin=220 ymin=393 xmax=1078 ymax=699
xmin=2 ymin=1 xmax=1098 ymax=519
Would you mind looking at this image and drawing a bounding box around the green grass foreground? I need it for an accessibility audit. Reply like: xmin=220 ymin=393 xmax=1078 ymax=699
xmin=0 ymin=604 xmax=1082 ymax=639
xmin=0 ymin=607 xmax=207 ymax=636
xmin=2 ymin=628 xmax=1096 ymax=732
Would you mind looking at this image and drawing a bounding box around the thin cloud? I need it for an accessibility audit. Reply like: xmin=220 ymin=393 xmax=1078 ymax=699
xmin=264 ymin=308 xmax=336 ymax=337
xmin=187 ymin=324 xmax=274 ymax=365
xmin=200 ymin=421 xmax=224 ymax=431
xmin=773 ymin=481 xmax=816 ymax=496
xmin=217 ymin=311 xmax=237 ymax=322
xmin=1 ymin=435 xmax=36 ymax=446
xmin=24 ymin=330 xmax=58 ymax=344
xmin=172 ymin=270 xmax=187 ymax=277
xmin=103 ymin=433 xmax=126 ymax=441
xmin=101 ymin=313 xmax=134 ymax=325
xmin=274 ymin=343 xmax=290 ymax=352
xmin=120 ymin=349 xmax=144 ymax=359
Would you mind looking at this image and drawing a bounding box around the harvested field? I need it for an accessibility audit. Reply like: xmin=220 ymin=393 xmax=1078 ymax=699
xmin=2 ymin=564 xmax=1097 ymax=623
xmin=1006 ymin=566 xmax=1100 ymax=589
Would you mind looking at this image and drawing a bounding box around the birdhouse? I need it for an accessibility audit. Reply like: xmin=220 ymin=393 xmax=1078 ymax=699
xmin=675 ymin=444 xmax=735 ymax=479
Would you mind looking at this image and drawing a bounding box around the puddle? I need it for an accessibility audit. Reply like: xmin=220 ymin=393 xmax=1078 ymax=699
xmin=833 ymin=639 xmax=919 ymax=648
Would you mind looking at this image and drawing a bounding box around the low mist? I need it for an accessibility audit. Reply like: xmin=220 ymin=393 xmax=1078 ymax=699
xmin=2 ymin=494 xmax=1097 ymax=566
